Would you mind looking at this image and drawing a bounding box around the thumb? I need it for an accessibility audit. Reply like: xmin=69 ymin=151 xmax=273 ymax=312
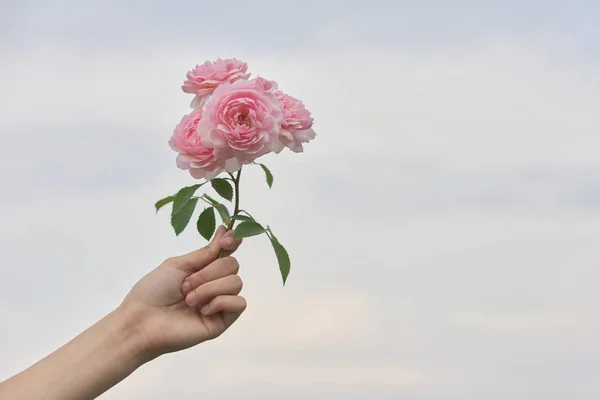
xmin=176 ymin=226 xmax=227 ymax=272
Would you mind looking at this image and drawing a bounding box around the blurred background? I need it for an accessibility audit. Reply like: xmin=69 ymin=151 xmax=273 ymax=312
xmin=1 ymin=1 xmax=599 ymax=399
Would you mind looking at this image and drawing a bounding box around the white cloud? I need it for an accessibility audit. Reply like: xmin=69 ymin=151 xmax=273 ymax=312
xmin=448 ymin=310 xmax=600 ymax=335
xmin=207 ymin=361 xmax=428 ymax=388
xmin=1 ymin=34 xmax=600 ymax=399
xmin=2 ymin=38 xmax=599 ymax=168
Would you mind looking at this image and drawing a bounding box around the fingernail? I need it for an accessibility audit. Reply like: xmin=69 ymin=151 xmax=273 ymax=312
xmin=201 ymin=304 xmax=210 ymax=315
xmin=181 ymin=281 xmax=191 ymax=294
xmin=222 ymin=237 xmax=233 ymax=247
xmin=185 ymin=291 xmax=196 ymax=306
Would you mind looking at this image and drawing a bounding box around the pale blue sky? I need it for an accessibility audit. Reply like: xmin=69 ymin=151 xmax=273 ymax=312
xmin=1 ymin=1 xmax=600 ymax=399
xmin=2 ymin=0 xmax=600 ymax=53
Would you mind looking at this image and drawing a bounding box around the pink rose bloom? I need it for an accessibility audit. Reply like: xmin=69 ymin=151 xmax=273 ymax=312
xmin=274 ymin=91 xmax=316 ymax=153
xmin=198 ymin=79 xmax=284 ymax=164
xmin=182 ymin=58 xmax=251 ymax=107
xmin=169 ymin=109 xmax=225 ymax=179
xmin=251 ymin=76 xmax=278 ymax=92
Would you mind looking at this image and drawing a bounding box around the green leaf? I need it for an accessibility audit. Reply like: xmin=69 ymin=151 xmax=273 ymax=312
xmin=257 ymin=163 xmax=274 ymax=188
xmin=231 ymin=214 xmax=253 ymax=222
xmin=214 ymin=204 xmax=231 ymax=224
xmin=172 ymin=184 xmax=202 ymax=214
xmin=234 ymin=221 xmax=267 ymax=238
xmin=203 ymin=194 xmax=231 ymax=224
xmin=270 ymin=237 xmax=291 ymax=285
xmin=202 ymin=194 xmax=219 ymax=205
xmin=171 ymin=197 xmax=199 ymax=236
xmin=196 ymin=207 xmax=216 ymax=240
xmin=155 ymin=195 xmax=175 ymax=213
xmin=211 ymin=178 xmax=234 ymax=201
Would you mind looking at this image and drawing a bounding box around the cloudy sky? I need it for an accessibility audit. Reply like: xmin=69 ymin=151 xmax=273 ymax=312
xmin=1 ymin=0 xmax=600 ymax=398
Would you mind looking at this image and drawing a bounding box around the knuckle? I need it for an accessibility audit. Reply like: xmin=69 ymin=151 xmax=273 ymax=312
xmin=192 ymin=270 xmax=207 ymax=286
xmin=194 ymin=284 xmax=210 ymax=302
xmin=203 ymin=279 xmax=220 ymax=296
xmin=207 ymin=296 xmax=222 ymax=309
xmin=162 ymin=257 xmax=180 ymax=269
xmin=239 ymin=296 xmax=247 ymax=311
xmin=232 ymin=275 xmax=243 ymax=291
xmin=223 ymin=255 xmax=237 ymax=266
xmin=229 ymin=257 xmax=240 ymax=272
xmin=217 ymin=256 xmax=239 ymax=273
xmin=216 ymin=296 xmax=227 ymax=308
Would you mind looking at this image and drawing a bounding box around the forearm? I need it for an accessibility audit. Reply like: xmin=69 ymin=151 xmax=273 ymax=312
xmin=0 ymin=306 xmax=150 ymax=400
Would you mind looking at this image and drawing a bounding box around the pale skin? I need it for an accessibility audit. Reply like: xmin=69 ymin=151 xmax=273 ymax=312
xmin=0 ymin=226 xmax=245 ymax=400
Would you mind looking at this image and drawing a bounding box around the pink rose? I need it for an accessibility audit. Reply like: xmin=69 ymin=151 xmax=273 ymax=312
xmin=198 ymin=79 xmax=284 ymax=164
xmin=274 ymin=91 xmax=316 ymax=153
xmin=251 ymin=76 xmax=278 ymax=92
xmin=182 ymin=58 xmax=251 ymax=107
xmin=169 ymin=109 xmax=224 ymax=179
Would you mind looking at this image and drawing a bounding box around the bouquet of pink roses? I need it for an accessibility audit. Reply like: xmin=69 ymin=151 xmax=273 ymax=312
xmin=155 ymin=58 xmax=316 ymax=284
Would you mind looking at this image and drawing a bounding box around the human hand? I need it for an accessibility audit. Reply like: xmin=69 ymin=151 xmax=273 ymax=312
xmin=119 ymin=226 xmax=245 ymax=359
xmin=0 ymin=226 xmax=244 ymax=400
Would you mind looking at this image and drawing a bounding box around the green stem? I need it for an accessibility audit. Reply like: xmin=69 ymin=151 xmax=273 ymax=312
xmin=218 ymin=167 xmax=242 ymax=258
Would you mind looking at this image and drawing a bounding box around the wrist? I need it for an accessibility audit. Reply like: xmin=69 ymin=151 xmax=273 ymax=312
xmin=110 ymin=304 xmax=157 ymax=365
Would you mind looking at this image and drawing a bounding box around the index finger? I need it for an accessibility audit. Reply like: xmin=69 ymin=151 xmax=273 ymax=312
xmin=173 ymin=226 xmax=242 ymax=273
